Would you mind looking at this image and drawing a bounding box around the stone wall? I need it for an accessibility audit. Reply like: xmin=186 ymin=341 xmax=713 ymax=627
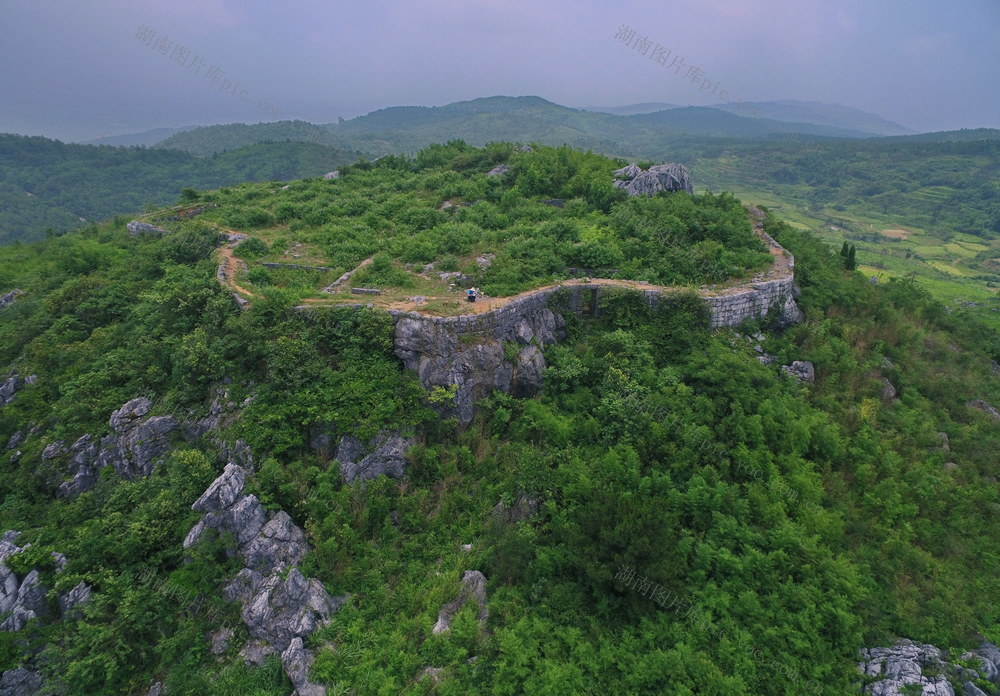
xmin=378 ymin=231 xmax=801 ymax=425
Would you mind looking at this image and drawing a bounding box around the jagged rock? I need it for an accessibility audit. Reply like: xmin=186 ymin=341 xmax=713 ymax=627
xmin=0 ymin=290 xmax=24 ymax=311
xmin=511 ymin=345 xmax=545 ymax=398
xmin=781 ymin=360 xmax=815 ymax=383
xmin=41 ymin=441 xmax=65 ymax=460
xmin=879 ymin=377 xmax=897 ymax=401
xmin=394 ymin=307 xmax=562 ymax=425
xmin=282 ymin=637 xmax=325 ymax=696
xmin=857 ymin=640 xmax=997 ymax=696
xmin=5 ymin=432 xmax=23 ymax=450
xmin=126 ymin=220 xmax=167 ymax=236
xmin=193 ymin=463 xmax=247 ymax=514
xmin=0 ymin=668 xmax=43 ymax=696
xmin=226 ymin=567 xmax=345 ymax=659
xmin=210 ymin=627 xmax=234 ymax=655
xmin=475 ymin=254 xmax=495 ymax=270
xmin=485 ymin=164 xmax=509 ymax=177
xmin=623 ymin=163 xmax=693 ymax=197
xmin=967 ymin=399 xmax=1000 ymax=420
xmin=187 ymin=464 xmax=346 ymax=690
xmin=98 ymin=398 xmax=177 ymax=480
xmin=492 ymin=495 xmax=540 ymax=523
xmin=518 ymin=145 xmax=533 ymax=152
xmin=0 ymin=569 xmax=48 ymax=631
xmin=0 ymin=373 xmax=35 ymax=408
xmin=613 ymin=163 xmax=642 ymax=181
xmin=337 ymin=431 xmax=414 ymax=484
xmin=57 ymin=434 xmax=101 ymax=498
xmin=145 ymin=683 xmax=164 ymax=696
xmin=432 ymin=570 xmax=488 ymax=635
xmin=243 ymin=512 xmax=308 ymax=574
xmin=60 ymin=581 xmax=92 ymax=619
xmin=964 ymin=682 xmax=988 ymax=696
xmin=937 ymin=432 xmax=950 ymax=453
xmin=323 ymin=171 xmax=340 ymax=179
xmin=757 ymin=353 xmax=778 ymax=366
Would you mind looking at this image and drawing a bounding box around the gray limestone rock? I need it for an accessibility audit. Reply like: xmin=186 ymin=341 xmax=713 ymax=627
xmin=211 ymin=627 xmax=235 ymax=655
xmin=282 ymin=636 xmax=326 ymax=696
xmin=338 ymin=431 xmax=414 ymax=484
xmin=879 ymin=377 xmax=898 ymax=401
xmin=100 ymin=399 xmax=178 ymax=480
xmin=964 ymin=683 xmax=988 ymax=696
xmin=967 ymin=399 xmax=1000 ymax=420
xmin=126 ymin=220 xmax=167 ymax=236
xmin=243 ymin=512 xmax=308 ymax=574
xmin=781 ymin=360 xmax=815 ymax=383
xmin=42 ymin=441 xmax=65 ymax=460
xmin=492 ymin=495 xmax=540 ymax=523
xmin=511 ymin=345 xmax=545 ymax=398
xmin=859 ymin=641 xmax=967 ymax=696
xmin=0 ymin=290 xmax=24 ymax=311
xmin=60 ymin=581 xmax=92 ymax=619
xmin=0 ymin=373 xmax=35 ymax=408
xmin=323 ymin=171 xmax=340 ymax=179
xmin=192 ymin=463 xmax=247 ymax=514
xmin=485 ymin=164 xmax=509 ymax=177
xmin=0 ymin=569 xmax=48 ymax=631
xmin=623 ymin=163 xmax=693 ymax=197
xmin=0 ymin=668 xmax=43 ymax=696
xmin=613 ymin=163 xmax=642 ymax=181
xmin=432 ymin=570 xmax=488 ymax=635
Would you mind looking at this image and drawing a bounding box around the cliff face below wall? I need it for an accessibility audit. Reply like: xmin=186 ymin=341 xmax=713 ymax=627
xmin=389 ymin=237 xmax=801 ymax=424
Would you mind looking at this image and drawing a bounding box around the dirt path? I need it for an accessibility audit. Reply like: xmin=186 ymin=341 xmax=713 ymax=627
xmin=218 ymin=246 xmax=256 ymax=297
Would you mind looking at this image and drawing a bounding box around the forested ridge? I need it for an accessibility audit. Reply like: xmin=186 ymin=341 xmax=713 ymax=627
xmin=0 ymin=143 xmax=997 ymax=695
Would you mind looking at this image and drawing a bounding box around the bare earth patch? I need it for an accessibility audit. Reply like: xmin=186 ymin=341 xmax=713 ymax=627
xmin=882 ymin=229 xmax=912 ymax=240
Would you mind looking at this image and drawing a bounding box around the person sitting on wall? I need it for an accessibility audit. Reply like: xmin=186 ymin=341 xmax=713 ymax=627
xmin=467 ymin=287 xmax=477 ymax=303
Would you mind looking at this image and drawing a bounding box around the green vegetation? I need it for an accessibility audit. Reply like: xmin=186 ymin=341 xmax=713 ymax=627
xmin=0 ymin=135 xmax=362 ymax=244
xmin=187 ymin=142 xmax=769 ymax=300
xmin=0 ymin=143 xmax=998 ymax=694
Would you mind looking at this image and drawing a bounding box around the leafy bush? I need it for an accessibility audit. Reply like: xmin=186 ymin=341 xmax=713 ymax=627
xmin=234 ymin=237 xmax=269 ymax=259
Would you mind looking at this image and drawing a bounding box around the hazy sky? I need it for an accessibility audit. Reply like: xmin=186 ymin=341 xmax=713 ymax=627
xmin=1 ymin=0 xmax=998 ymax=141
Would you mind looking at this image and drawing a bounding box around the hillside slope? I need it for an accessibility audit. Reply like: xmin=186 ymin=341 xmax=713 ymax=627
xmin=0 ymin=143 xmax=997 ymax=695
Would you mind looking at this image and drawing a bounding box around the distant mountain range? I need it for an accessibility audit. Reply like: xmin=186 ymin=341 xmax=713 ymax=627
xmin=82 ymin=126 xmax=201 ymax=147
xmin=154 ymin=95 xmax=910 ymax=160
xmin=708 ymin=100 xmax=914 ymax=137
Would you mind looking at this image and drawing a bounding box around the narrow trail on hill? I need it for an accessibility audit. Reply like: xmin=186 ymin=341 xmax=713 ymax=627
xmin=218 ymin=205 xmax=790 ymax=317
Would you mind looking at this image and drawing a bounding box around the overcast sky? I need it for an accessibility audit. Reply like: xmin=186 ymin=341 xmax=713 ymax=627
xmin=1 ymin=0 xmax=998 ymax=142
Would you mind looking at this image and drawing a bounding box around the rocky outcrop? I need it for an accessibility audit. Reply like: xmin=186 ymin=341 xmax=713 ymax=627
xmin=0 ymin=372 xmax=36 ymax=408
xmin=102 ymin=397 xmax=178 ymax=480
xmin=0 ymin=668 xmax=43 ymax=696
xmin=0 ymin=290 xmax=24 ymax=311
xmin=614 ymin=162 xmax=694 ymax=196
xmin=432 ymin=570 xmax=489 ymax=635
xmin=336 ymin=431 xmax=415 ymax=484
xmin=323 ymin=171 xmax=340 ymax=180
xmin=126 ymin=220 xmax=167 ymax=236
xmin=782 ymin=360 xmax=815 ymax=383
xmin=0 ymin=530 xmax=91 ymax=634
xmin=186 ymin=462 xmax=345 ymax=695
xmin=394 ymin=304 xmax=564 ymax=425
xmin=859 ymin=640 xmax=1000 ymax=696
xmin=56 ymin=397 xmax=178 ymax=497
xmin=485 ymin=164 xmax=509 ymax=177
xmin=967 ymin=399 xmax=1000 ymax=421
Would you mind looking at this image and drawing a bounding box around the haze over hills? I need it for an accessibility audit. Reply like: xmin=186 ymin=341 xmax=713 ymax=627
xmin=710 ymin=100 xmax=915 ymax=137
xmin=82 ymin=126 xmax=201 ymax=148
xmin=578 ymin=102 xmax=682 ymax=116
xmin=156 ymin=95 xmax=904 ymax=159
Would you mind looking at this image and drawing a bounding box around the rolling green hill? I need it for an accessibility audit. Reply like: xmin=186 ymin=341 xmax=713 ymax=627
xmin=0 ymin=142 xmax=997 ymax=695
xmin=0 ymin=135 xmax=363 ymax=244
